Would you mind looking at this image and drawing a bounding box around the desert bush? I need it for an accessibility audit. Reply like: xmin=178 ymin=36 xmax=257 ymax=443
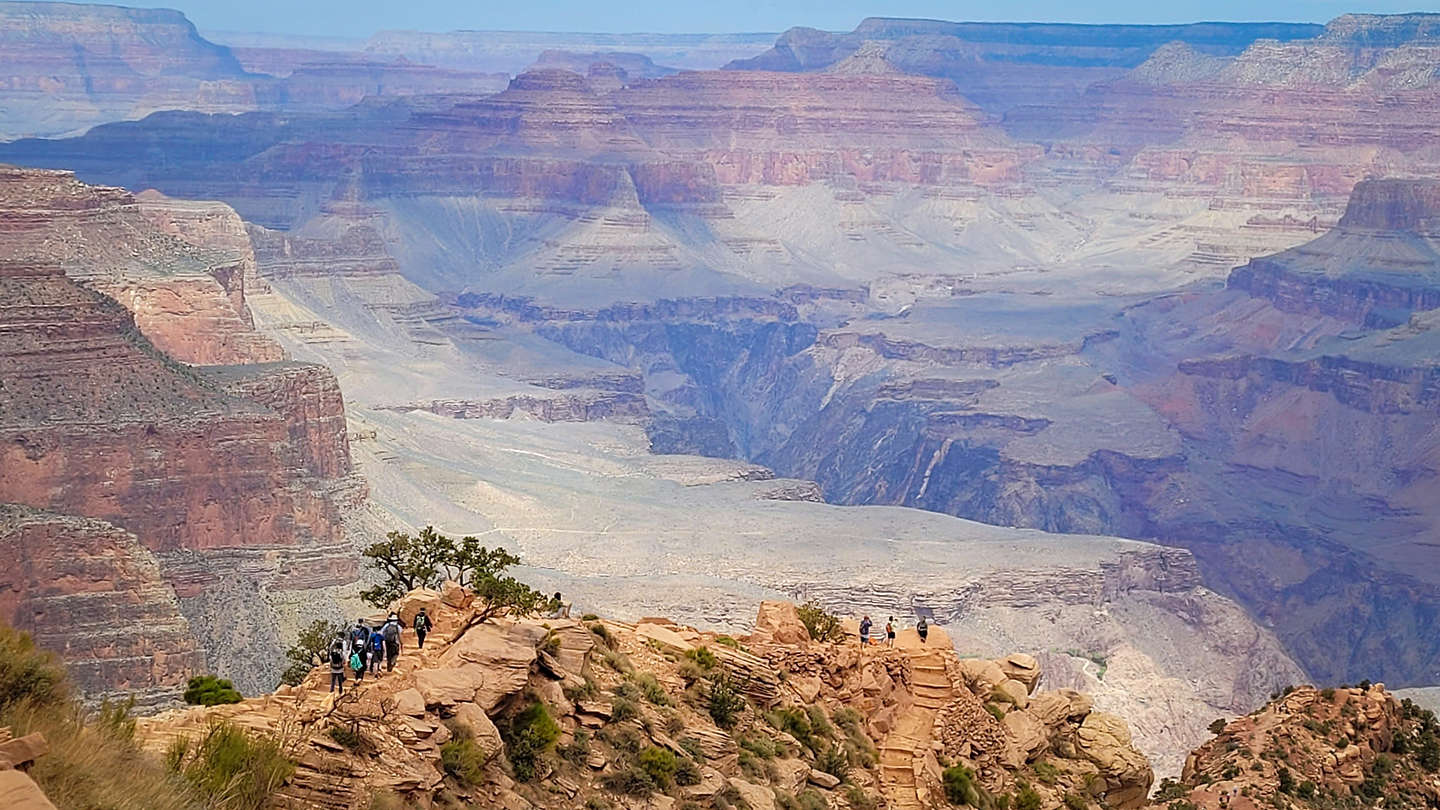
xmin=1014 ymin=781 xmax=1042 ymax=810
xmin=1032 ymin=760 xmax=1059 ymax=785
xmin=280 ymin=618 xmax=347 ymax=687
xmin=846 ymin=786 xmax=877 ymax=810
xmin=1064 ymin=793 xmax=1088 ymax=810
xmin=558 ymin=729 xmax=591 ymax=766
xmin=707 ymin=672 xmax=747 ymax=729
xmin=0 ymin=625 xmax=67 ymax=711
xmin=184 ymin=675 xmax=242 ymax=706
xmin=638 ymin=746 xmax=679 ymax=788
xmin=1208 ymin=718 xmax=1228 ymax=735
xmin=173 ymin=721 xmax=295 ymax=810
xmin=503 ymin=700 xmax=560 ymax=781
xmin=796 ymin=601 xmax=844 ymax=642
xmin=944 ymin=764 xmax=987 ymax=807
xmin=441 ymin=736 xmax=489 ymax=785
xmin=631 ymin=672 xmax=671 ymax=706
xmin=602 ymin=765 xmax=657 ymax=796
xmin=815 ymin=745 xmax=850 ymax=782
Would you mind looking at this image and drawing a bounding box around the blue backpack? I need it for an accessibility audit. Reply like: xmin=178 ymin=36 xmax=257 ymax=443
xmin=370 ymin=632 xmax=384 ymax=653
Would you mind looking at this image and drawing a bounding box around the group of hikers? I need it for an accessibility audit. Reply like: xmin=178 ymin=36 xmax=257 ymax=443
xmin=857 ymin=614 xmax=928 ymax=647
xmin=326 ymin=608 xmax=432 ymax=694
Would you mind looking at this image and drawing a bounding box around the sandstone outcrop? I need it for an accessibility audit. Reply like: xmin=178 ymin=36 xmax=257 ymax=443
xmin=134 ymin=594 xmax=1151 ymax=810
xmin=0 ymin=728 xmax=55 ymax=810
xmin=0 ymin=505 xmax=204 ymax=707
xmin=1148 ymin=685 xmax=1440 ymax=810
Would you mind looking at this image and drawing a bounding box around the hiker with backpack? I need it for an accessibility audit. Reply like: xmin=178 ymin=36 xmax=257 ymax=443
xmin=382 ymin=613 xmax=402 ymax=671
xmin=328 ymin=632 xmax=347 ymax=694
xmin=859 ymin=615 xmax=872 ymax=647
xmin=369 ymin=624 xmax=385 ymax=675
xmin=349 ymin=620 xmax=370 ymax=682
xmin=413 ymin=608 xmax=431 ymax=649
xmin=917 ymin=616 xmax=929 ymax=644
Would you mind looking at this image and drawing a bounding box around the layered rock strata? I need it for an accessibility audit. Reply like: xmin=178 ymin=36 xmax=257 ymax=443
xmin=0 ymin=505 xmax=204 ymax=707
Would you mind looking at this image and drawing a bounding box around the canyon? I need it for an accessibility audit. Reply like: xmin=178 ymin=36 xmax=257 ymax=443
xmin=0 ymin=1 xmax=1437 ymax=791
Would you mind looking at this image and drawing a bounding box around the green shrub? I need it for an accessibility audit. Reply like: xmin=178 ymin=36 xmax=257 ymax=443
xmin=1296 ymin=781 xmax=1317 ymax=799
xmin=714 ymin=635 xmax=741 ymax=649
xmin=1208 ymin=718 xmax=1228 ymax=735
xmin=675 ymin=756 xmax=702 ymax=786
xmin=184 ymin=675 xmax=243 ymax=706
xmin=610 ymin=696 xmax=639 ymax=722
xmin=686 ymin=646 xmax=719 ymax=670
xmin=176 ymin=721 xmax=295 ymax=810
xmin=503 ymin=700 xmax=560 ymax=781
xmin=0 ymin=626 xmax=68 ymax=711
xmin=796 ymin=601 xmax=845 ymax=643
xmin=638 ymin=746 xmax=679 ymax=788
xmin=767 ymin=706 xmax=818 ymax=751
xmin=600 ymin=724 xmax=645 ymax=754
xmin=815 ymin=745 xmax=850 ymax=782
xmin=326 ymin=723 xmax=369 ymax=752
xmin=558 ymin=730 xmax=591 ymax=766
xmin=943 ymin=765 xmax=986 ymax=807
xmin=985 ymin=703 xmax=1006 ymax=722
xmin=582 ymin=613 xmax=600 ymax=621
xmin=280 ymin=619 xmax=347 ymax=687
xmin=602 ymin=765 xmax=657 ymax=796
xmin=1015 ymin=781 xmax=1042 ymax=810
xmin=590 ymin=623 xmax=613 ymax=646
xmin=846 ymin=786 xmax=877 ymax=810
xmin=441 ymin=736 xmax=489 ymax=785
xmin=632 ymin=672 xmax=672 ymax=706
xmin=1063 ymin=793 xmax=1088 ymax=810
xmin=679 ymin=736 xmax=706 ymax=761
xmin=1032 ymin=760 xmax=1059 ymax=785
xmin=740 ymin=734 xmax=781 ymax=759
xmin=707 ymin=672 xmax=747 ymax=729
xmin=1154 ymin=779 xmax=1188 ymax=802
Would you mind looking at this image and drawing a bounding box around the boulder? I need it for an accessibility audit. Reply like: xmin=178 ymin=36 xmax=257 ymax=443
xmin=729 ymin=777 xmax=778 ymax=810
xmin=0 ymin=770 xmax=57 ymax=810
xmin=396 ymin=588 xmax=443 ymax=626
xmin=452 ymin=702 xmax=504 ymax=759
xmin=751 ymin=601 xmax=810 ymax=647
xmin=790 ymin=675 xmax=824 ymax=704
xmin=1075 ymin=712 xmax=1153 ymax=809
xmin=436 ymin=622 xmax=537 ymax=710
xmin=1029 ymin=689 xmax=1092 ymax=726
xmin=809 ymin=769 xmax=842 ymax=789
xmin=441 ymin=580 xmax=473 ymax=609
xmin=1003 ymin=709 xmax=1050 ymax=764
xmin=683 ymin=766 xmax=728 ymax=799
xmin=958 ymin=658 xmax=1007 ymax=692
xmin=996 ymin=679 xmax=1031 ymax=709
xmin=999 ymin=653 xmax=1042 ymax=694
xmin=0 ymin=733 xmax=48 ymax=769
xmin=392 ymin=688 xmax=426 ymax=717
xmin=635 ymin=622 xmax=695 ymax=653
xmin=414 ymin=665 xmax=486 ymax=707
xmin=772 ymin=758 xmax=810 ymax=792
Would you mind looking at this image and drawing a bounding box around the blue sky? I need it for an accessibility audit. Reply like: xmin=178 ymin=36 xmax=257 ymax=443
xmin=126 ymin=0 xmax=1437 ymax=37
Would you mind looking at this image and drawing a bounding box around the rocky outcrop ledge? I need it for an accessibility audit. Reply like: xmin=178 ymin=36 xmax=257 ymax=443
xmin=136 ymin=591 xmax=1153 ymax=810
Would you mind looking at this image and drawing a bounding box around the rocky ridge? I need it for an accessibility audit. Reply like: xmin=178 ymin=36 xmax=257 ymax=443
xmin=1147 ymin=683 xmax=1440 ymax=810
xmin=134 ymin=591 xmax=1156 ymax=810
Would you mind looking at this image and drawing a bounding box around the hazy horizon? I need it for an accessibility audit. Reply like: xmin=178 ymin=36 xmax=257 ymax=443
xmin=9 ymin=0 xmax=1435 ymax=38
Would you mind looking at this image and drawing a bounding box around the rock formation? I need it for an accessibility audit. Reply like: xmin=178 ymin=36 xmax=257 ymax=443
xmin=134 ymin=593 xmax=1155 ymax=810
xmin=1148 ymin=684 xmax=1440 ymax=810
xmin=0 ymin=168 xmax=366 ymax=694
xmin=0 ymin=505 xmax=204 ymax=707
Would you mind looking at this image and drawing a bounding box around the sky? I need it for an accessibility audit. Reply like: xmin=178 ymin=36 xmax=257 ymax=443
xmin=102 ymin=0 xmax=1439 ymax=39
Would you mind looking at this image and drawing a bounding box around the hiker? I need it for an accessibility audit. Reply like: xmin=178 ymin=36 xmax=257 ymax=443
xmin=413 ymin=608 xmax=431 ymax=649
xmin=546 ymin=592 xmax=569 ymax=619
xmin=349 ymin=641 xmax=365 ymax=683
xmin=859 ymin=615 xmax=872 ymax=647
xmin=885 ymin=617 xmax=896 ymax=647
xmin=917 ymin=616 xmax=929 ymax=644
xmin=368 ymin=624 xmax=385 ymax=675
xmin=383 ymin=612 xmax=402 ymax=671
xmin=349 ymin=619 xmax=370 ymax=680
xmin=328 ymin=633 xmax=347 ymax=694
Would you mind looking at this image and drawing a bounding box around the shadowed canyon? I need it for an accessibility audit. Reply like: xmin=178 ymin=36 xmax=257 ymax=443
xmin=1 ymin=1 xmax=1439 ymax=789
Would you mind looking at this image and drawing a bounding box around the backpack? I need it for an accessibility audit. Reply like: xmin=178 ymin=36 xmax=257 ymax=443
xmin=329 ymin=643 xmax=344 ymax=668
xmin=351 ymin=626 xmax=369 ymax=647
xmin=414 ymin=613 xmax=430 ymax=631
xmin=349 ymin=651 xmax=363 ymax=671
xmin=383 ymin=622 xmax=400 ymax=644
xmin=370 ymin=632 xmax=384 ymax=652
